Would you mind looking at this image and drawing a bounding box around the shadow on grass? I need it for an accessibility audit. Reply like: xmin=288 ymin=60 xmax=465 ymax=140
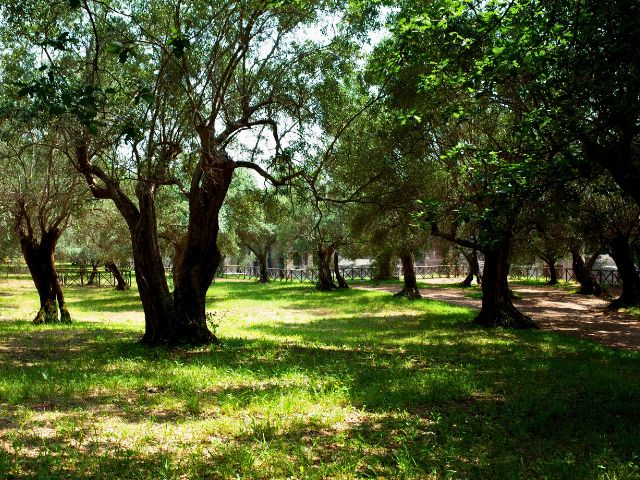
xmin=209 ymin=281 xmax=474 ymax=317
xmin=64 ymin=290 xmax=142 ymax=313
xmin=1 ymin=323 xmax=638 ymax=479
xmin=1 ymin=282 xmax=640 ymax=478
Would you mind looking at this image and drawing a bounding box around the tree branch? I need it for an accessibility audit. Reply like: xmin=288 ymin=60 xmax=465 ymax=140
xmin=431 ymin=222 xmax=480 ymax=250
xmin=233 ymin=160 xmax=303 ymax=187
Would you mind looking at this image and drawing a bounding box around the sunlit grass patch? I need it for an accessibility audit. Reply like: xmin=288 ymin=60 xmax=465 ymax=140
xmin=0 ymin=278 xmax=639 ymax=479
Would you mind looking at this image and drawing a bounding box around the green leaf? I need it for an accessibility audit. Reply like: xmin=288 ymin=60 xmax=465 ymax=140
xmin=106 ymin=41 xmax=123 ymax=55
xmin=61 ymin=92 xmax=73 ymax=106
xmin=168 ymin=34 xmax=190 ymax=57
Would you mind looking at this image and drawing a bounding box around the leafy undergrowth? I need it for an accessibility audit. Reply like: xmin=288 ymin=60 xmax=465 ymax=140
xmin=627 ymin=307 xmax=640 ymax=320
xmin=0 ymin=278 xmax=638 ymax=479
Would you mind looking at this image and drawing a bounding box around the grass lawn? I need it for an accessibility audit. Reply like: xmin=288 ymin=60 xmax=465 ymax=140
xmin=0 ymin=278 xmax=639 ymax=479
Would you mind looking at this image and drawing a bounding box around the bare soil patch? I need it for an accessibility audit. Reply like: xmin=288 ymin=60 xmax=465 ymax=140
xmin=357 ymin=282 xmax=640 ymax=351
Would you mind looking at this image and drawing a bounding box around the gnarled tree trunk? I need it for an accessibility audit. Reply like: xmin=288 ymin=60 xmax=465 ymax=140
xmin=544 ymin=257 xmax=559 ymax=285
xmin=86 ymin=261 xmax=99 ymax=286
xmin=461 ymin=249 xmax=481 ymax=287
xmin=334 ymin=251 xmax=348 ymax=289
xmin=18 ymin=229 xmax=71 ymax=324
xmin=237 ymin=231 xmax=275 ymax=284
xmin=105 ymin=261 xmax=128 ymax=291
xmin=257 ymin=253 xmax=269 ymax=283
xmin=609 ymin=232 xmax=640 ymax=308
xmin=171 ymin=153 xmax=234 ymax=345
xmin=570 ymin=249 xmax=602 ymax=296
xmin=373 ymin=250 xmax=394 ymax=280
xmin=316 ymin=245 xmax=336 ymax=291
xmin=475 ymin=240 xmax=537 ymax=329
xmin=394 ymin=249 xmax=421 ymax=299
xmin=130 ymin=187 xmax=179 ymax=344
xmin=79 ymin=140 xmax=238 ymax=345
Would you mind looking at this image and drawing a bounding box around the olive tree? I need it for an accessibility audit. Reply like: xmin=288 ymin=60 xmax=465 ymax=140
xmin=4 ymin=0 xmax=372 ymax=344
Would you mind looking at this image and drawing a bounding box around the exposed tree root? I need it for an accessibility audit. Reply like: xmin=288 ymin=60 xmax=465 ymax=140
xmin=474 ymin=306 xmax=538 ymax=329
xmin=32 ymin=300 xmax=71 ymax=324
xmin=393 ymin=287 xmax=422 ymax=300
xmin=316 ymin=282 xmax=338 ymax=292
xmin=608 ymin=296 xmax=640 ymax=310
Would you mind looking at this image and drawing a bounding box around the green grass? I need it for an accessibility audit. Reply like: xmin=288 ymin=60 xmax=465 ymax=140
xmin=0 ymin=278 xmax=639 ymax=479
xmin=508 ymin=278 xmax=577 ymax=289
xmin=463 ymin=291 xmax=483 ymax=299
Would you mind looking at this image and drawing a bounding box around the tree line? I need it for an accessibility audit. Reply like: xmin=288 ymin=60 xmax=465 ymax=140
xmin=0 ymin=0 xmax=638 ymax=345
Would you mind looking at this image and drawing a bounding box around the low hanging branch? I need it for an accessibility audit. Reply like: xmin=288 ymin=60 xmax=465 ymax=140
xmin=430 ymin=222 xmax=480 ymax=251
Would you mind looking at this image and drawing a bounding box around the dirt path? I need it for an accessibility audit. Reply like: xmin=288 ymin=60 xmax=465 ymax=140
xmin=356 ymin=283 xmax=640 ymax=351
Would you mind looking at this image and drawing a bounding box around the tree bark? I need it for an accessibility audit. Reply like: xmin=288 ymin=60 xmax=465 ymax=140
xmin=570 ymin=249 xmax=602 ymax=295
xmin=171 ymin=156 xmax=234 ymax=345
xmin=334 ymin=251 xmax=348 ymax=289
xmin=18 ymin=229 xmax=71 ymax=324
xmin=105 ymin=261 xmax=128 ymax=291
xmin=475 ymin=240 xmax=537 ymax=329
xmin=394 ymin=249 xmax=421 ymax=299
xmin=609 ymin=232 xmax=640 ymax=308
xmin=591 ymin=142 xmax=640 ymax=210
xmin=237 ymin=232 xmax=276 ymax=284
xmin=129 ymin=188 xmax=179 ymax=344
xmin=78 ymin=141 xmax=237 ymax=345
xmin=86 ymin=261 xmax=99 ymax=286
xmin=544 ymin=257 xmax=559 ymax=285
xmin=316 ymin=245 xmax=337 ymax=291
xmin=373 ymin=250 xmax=394 ymax=280
xmin=257 ymin=253 xmax=269 ymax=283
xmin=460 ymin=249 xmax=481 ymax=287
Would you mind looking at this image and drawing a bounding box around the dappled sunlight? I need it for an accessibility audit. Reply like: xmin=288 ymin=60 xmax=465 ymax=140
xmin=1 ymin=279 xmax=639 ymax=478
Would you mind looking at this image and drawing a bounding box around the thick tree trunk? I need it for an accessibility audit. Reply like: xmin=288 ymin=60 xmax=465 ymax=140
xmin=257 ymin=253 xmax=269 ymax=283
xmin=105 ymin=261 xmax=128 ymax=291
xmin=316 ymin=246 xmax=337 ymax=291
xmin=394 ymin=249 xmax=421 ymax=299
xmin=595 ymin=145 xmax=640 ymax=209
xmin=171 ymin=153 xmax=234 ymax=345
xmin=238 ymin=233 xmax=276 ymax=284
xmin=570 ymin=249 xmax=602 ymax=295
xmin=78 ymin=141 xmax=220 ymax=345
xmin=19 ymin=230 xmax=71 ymax=324
xmin=609 ymin=233 xmax=640 ymax=308
xmin=461 ymin=249 xmax=481 ymax=287
xmin=373 ymin=250 xmax=394 ymax=280
xmin=129 ymin=193 xmax=178 ymax=344
xmin=334 ymin=251 xmax=348 ymax=289
xmin=545 ymin=258 xmax=559 ymax=285
xmin=475 ymin=241 xmax=537 ymax=329
xmin=86 ymin=261 xmax=99 ymax=286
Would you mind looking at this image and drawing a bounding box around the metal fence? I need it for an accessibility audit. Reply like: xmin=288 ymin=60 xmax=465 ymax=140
xmin=414 ymin=265 xmax=464 ymax=278
xmin=56 ymin=268 xmax=133 ymax=287
xmin=0 ymin=264 xmax=30 ymax=277
xmin=563 ymin=268 xmax=625 ymax=287
xmin=216 ymin=263 xmax=630 ymax=286
xmin=216 ymin=264 xmax=462 ymax=282
xmin=214 ymin=265 xmax=320 ymax=281
xmin=2 ymin=262 xmax=630 ymax=287
xmin=508 ymin=265 xmax=545 ymax=280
